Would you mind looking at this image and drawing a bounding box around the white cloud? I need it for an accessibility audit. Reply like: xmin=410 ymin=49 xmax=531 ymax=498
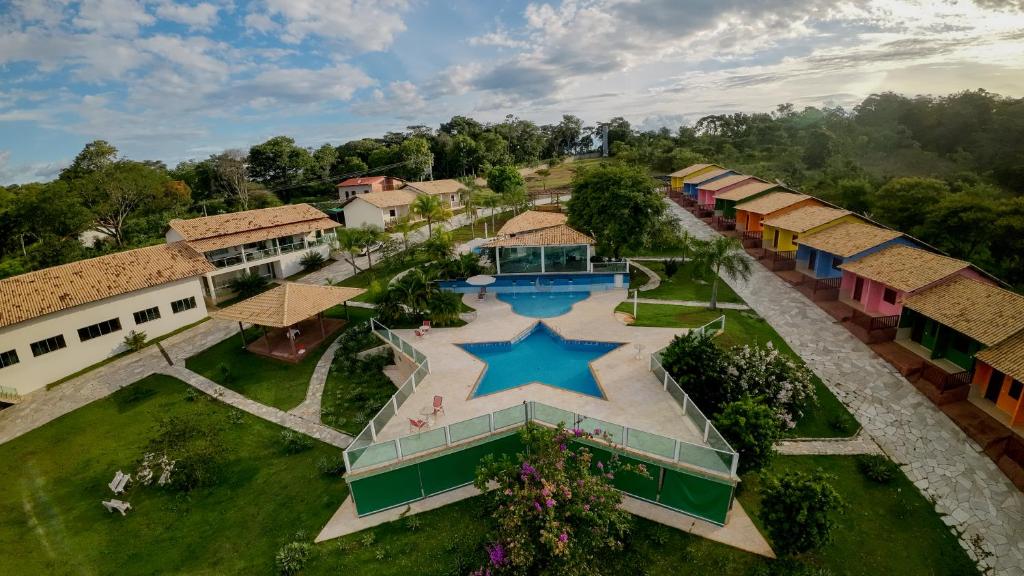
xmin=247 ymin=0 xmax=411 ymax=50
xmin=154 ymin=1 xmax=220 ymax=30
xmin=228 ymin=64 xmax=375 ymax=105
xmin=72 ymin=0 xmax=156 ymax=36
xmin=467 ymin=28 xmax=528 ymax=49
xmin=351 ymin=81 xmax=427 ymax=118
xmin=0 ymin=150 xmax=67 ymax=185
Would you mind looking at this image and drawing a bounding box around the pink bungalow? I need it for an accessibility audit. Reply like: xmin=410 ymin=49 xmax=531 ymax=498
xmin=835 ymin=244 xmax=986 ymax=340
xmin=696 ymin=175 xmax=764 ymax=208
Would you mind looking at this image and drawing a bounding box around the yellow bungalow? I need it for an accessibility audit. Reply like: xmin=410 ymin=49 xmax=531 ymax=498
xmin=667 ymin=163 xmax=723 ymax=194
xmin=762 ymin=205 xmax=863 ymax=255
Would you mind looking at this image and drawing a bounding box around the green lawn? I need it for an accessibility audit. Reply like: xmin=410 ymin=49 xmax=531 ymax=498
xmin=0 ymin=375 xmax=348 ymax=575
xmin=334 ymin=252 xmax=433 ymax=303
xmin=450 ymin=209 xmax=517 ymax=243
xmin=634 ymin=259 xmax=745 ymax=303
xmin=618 ymin=303 xmax=857 ymax=438
xmin=185 ymin=326 xmax=337 ymax=411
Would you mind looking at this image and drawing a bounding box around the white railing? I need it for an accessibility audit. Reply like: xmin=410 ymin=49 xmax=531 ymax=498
xmin=691 ymin=314 xmax=726 ymax=337
xmin=244 ymin=247 xmax=277 ymax=261
xmin=344 ymin=400 xmax=739 ymax=479
xmin=0 ymin=385 xmax=19 ymax=403
xmin=278 ymin=242 xmax=304 ymax=254
xmin=209 ymin=253 xmax=244 ymax=268
xmin=342 ymin=319 xmax=431 ymax=471
xmin=648 ymin=334 xmax=738 ymax=477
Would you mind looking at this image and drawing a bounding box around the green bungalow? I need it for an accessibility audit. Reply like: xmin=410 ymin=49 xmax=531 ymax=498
xmin=714 ymin=181 xmax=785 ymax=219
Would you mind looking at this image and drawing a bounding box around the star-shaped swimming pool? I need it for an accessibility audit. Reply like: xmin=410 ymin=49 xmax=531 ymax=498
xmin=459 ymin=323 xmax=623 ymax=398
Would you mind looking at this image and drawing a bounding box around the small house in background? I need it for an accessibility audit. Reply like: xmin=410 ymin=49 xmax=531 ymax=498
xmin=972 ymin=330 xmax=1024 ymax=429
xmin=404 ymin=179 xmax=468 ymax=209
xmin=683 ymin=168 xmax=736 ymax=200
xmin=795 ymin=222 xmax=911 ymax=280
xmin=733 ymin=192 xmax=818 ymax=234
xmin=695 ymin=174 xmax=762 ymax=208
xmin=714 ymin=182 xmax=785 ymax=220
xmin=668 ymin=163 xmax=722 ymax=194
xmin=336 ymin=176 xmax=404 ymax=202
xmin=898 ymin=276 xmax=1024 ymax=375
xmin=342 ymin=189 xmax=420 ymax=231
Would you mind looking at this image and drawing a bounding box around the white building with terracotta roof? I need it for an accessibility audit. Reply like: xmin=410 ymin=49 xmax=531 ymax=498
xmin=336 ymin=175 xmax=404 ymax=201
xmin=165 ymin=204 xmax=338 ymax=302
xmin=482 ymin=210 xmax=597 ymax=274
xmin=341 ymin=189 xmax=420 ymax=231
xmin=0 ymin=243 xmax=214 ymax=396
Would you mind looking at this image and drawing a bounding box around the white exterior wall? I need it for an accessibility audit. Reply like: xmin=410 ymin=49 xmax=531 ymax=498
xmin=201 ymin=232 xmax=333 ymax=301
xmin=0 ymin=277 xmax=208 ymax=395
xmin=338 ymin=184 xmax=373 ymax=201
xmin=343 ymin=198 xmax=388 ymax=230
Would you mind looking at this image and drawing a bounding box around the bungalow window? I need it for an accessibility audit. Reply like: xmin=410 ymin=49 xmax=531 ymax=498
xmin=133 ymin=306 xmax=162 ymax=325
xmin=30 ymin=335 xmax=66 ymax=357
xmin=1009 ymin=380 xmax=1022 ymax=400
xmin=0 ymin=349 xmax=18 ymax=369
xmin=389 ymin=209 xmax=397 ymax=217
xmin=171 ymin=297 xmax=197 ymax=314
xmin=882 ymin=288 xmax=898 ymax=305
xmin=78 ymin=318 xmax=122 ymax=342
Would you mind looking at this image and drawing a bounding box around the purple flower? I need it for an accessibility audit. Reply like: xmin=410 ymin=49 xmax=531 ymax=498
xmin=521 ymin=462 xmax=536 ymax=475
xmin=583 ymin=504 xmax=590 ymax=512
xmin=534 ymin=501 xmax=542 ymax=512
xmin=559 ymin=532 xmax=569 ymax=543
xmin=559 ymin=443 xmax=567 ymax=451
xmin=572 ymin=428 xmax=584 ymax=437
xmin=546 ymin=497 xmax=556 ymax=508
xmin=593 ymin=428 xmax=602 ymax=435
xmin=596 ymin=461 xmax=604 ymax=470
xmin=487 ymin=543 xmax=508 ymax=566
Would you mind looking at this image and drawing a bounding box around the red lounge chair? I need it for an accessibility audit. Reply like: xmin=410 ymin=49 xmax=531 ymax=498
xmin=432 ymin=395 xmax=444 ymax=416
xmin=421 ymin=320 xmax=432 ymax=333
xmin=409 ymin=418 xmax=429 ymax=432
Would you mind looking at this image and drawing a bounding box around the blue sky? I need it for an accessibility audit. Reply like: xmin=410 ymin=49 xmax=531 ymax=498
xmin=2 ymin=0 xmax=1024 ymax=184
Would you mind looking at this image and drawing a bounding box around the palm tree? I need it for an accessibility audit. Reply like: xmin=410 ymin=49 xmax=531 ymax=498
xmin=391 ymin=215 xmax=417 ymax=253
xmin=411 ymin=194 xmax=446 ymax=236
xmin=422 ymin=229 xmax=455 ymax=263
xmin=693 ymin=236 xmax=752 ymax=310
xmin=677 ymin=230 xmax=697 ymax=265
xmin=478 ymin=191 xmax=502 ymax=236
xmin=428 ymin=291 xmax=462 ymax=326
xmin=357 ymin=225 xmax=386 ymax=270
xmin=334 ymin=228 xmax=365 ymax=273
xmin=463 ymin=191 xmax=480 ymax=238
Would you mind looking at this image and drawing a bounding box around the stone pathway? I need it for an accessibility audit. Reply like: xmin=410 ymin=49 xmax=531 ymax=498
xmin=289 ymin=336 xmax=343 ymax=421
xmin=666 ymin=199 xmax=1024 ymax=575
xmin=163 ymin=365 xmax=352 ymax=448
xmin=626 ymin=260 xmax=661 ymax=291
xmin=635 ymin=297 xmax=751 ymax=310
xmin=0 ymin=318 xmax=238 ymax=445
xmin=776 ymin=432 xmax=883 ymax=456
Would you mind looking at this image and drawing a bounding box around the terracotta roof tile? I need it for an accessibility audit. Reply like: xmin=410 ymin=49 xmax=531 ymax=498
xmin=497 ymin=210 xmax=568 ymax=235
xmin=698 ymin=175 xmax=760 ymax=192
xmin=903 ymin=276 xmax=1024 ymax=346
xmin=0 ymin=243 xmax=214 ymax=329
xmin=682 ymin=167 xmax=731 ymax=184
xmin=169 ymin=204 xmax=328 ymax=241
xmin=211 ymin=283 xmax=365 ymax=328
xmin=735 ymin=192 xmax=812 ymax=214
xmin=762 ymin=205 xmax=851 ymax=233
xmin=484 ymin=224 xmax=595 ymax=247
xmin=796 ymin=222 xmax=903 ymax=257
xmin=715 ymin=181 xmax=782 ymax=202
xmin=838 ymin=245 xmax=968 ymax=292
xmin=668 ymin=163 xmax=717 ymax=178
xmin=354 ymin=189 xmax=419 ymax=208
xmin=337 ymin=176 xmax=385 ymax=186
xmin=404 ymin=179 xmax=467 ymax=196
xmin=975 ymin=330 xmax=1024 ymax=383
xmin=188 ymin=219 xmax=338 ymax=252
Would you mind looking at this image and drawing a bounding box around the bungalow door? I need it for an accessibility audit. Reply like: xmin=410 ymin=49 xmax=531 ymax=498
xmin=852 ymin=277 xmax=864 ymax=301
xmin=985 ymin=369 xmax=1006 ymax=402
xmin=772 ymin=229 xmax=780 ymax=248
xmin=807 ymin=251 xmax=817 ymax=272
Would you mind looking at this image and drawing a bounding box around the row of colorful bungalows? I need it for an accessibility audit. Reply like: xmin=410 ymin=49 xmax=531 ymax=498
xmin=668 ymin=163 xmax=1024 ymax=432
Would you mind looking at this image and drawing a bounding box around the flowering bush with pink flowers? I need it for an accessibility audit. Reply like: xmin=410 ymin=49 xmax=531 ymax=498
xmin=471 ymin=423 xmax=648 ymax=575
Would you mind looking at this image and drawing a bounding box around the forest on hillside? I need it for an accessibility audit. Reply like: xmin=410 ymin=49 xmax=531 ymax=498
xmin=0 ymin=89 xmax=1021 ymax=286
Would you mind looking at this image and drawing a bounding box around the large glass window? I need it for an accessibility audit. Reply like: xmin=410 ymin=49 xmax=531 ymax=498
xmin=31 ymin=335 xmax=66 ymax=357
xmin=543 ymin=245 xmax=588 ymax=272
xmin=78 ymin=318 xmax=122 ymax=342
xmin=498 ymin=246 xmax=542 ymax=273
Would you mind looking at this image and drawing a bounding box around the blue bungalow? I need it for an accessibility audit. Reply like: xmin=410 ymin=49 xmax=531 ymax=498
xmin=682 ymin=168 xmax=737 ymax=200
xmin=794 ymin=222 xmax=915 ymax=280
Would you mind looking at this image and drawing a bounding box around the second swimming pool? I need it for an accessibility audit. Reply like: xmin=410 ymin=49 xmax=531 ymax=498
xmin=496 ymin=291 xmax=589 ymax=318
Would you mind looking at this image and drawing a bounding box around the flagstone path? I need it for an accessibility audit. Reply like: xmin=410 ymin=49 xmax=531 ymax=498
xmin=666 ymin=199 xmax=1024 ymax=575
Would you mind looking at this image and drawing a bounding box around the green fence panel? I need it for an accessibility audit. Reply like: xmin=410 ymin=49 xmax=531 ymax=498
xmin=658 ymin=468 xmax=734 ymax=525
xmin=611 ymin=454 xmax=661 ymax=502
xmin=419 ymin=432 xmax=523 ymax=497
xmin=349 ymin=465 xmax=423 ymax=516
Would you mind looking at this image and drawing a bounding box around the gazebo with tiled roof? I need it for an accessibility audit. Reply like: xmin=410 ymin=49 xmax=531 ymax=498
xmin=212 ymin=282 xmax=365 ymax=362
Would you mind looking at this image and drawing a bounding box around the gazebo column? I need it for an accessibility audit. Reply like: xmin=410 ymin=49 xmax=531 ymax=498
xmin=238 ymin=322 xmax=247 ymax=348
xmin=263 ymin=325 xmax=271 ymax=353
xmin=289 ymin=329 xmax=297 ymax=355
xmin=319 ymin=312 xmax=326 ymax=338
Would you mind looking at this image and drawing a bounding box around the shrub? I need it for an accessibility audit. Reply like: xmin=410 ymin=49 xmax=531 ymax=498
xmin=663 ymin=257 xmax=680 ymax=278
xmin=828 ymin=413 xmax=859 ymax=436
xmin=727 ymin=342 xmax=816 ymax=428
xmin=275 ymin=541 xmax=313 ymax=576
xmin=229 ymin=272 xmax=270 ymax=299
xmin=300 ymin=250 xmax=326 ymax=271
xmin=280 ymin=430 xmax=314 ymax=454
xmin=659 ymin=331 xmax=735 ymax=415
xmin=471 ymin=423 xmax=647 ymax=575
xmin=123 ymin=330 xmax=148 ymax=352
xmin=217 ymin=362 xmax=233 ymax=384
xmin=428 ymin=291 xmax=463 ymax=327
xmin=856 ymin=454 xmax=899 ymax=484
xmin=715 ymin=397 xmax=782 ymax=473
xmin=316 ymin=455 xmax=346 ymax=476
xmin=759 ymin=471 xmax=844 ymax=555
xmin=148 ymin=407 xmax=229 ymax=492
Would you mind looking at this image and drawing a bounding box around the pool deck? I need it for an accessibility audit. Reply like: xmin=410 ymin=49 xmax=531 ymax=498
xmin=373 ymin=289 xmax=707 ymax=451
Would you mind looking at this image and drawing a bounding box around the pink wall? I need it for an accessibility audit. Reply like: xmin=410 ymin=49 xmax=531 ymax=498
xmin=697 ymin=188 xmax=715 ymax=206
xmin=840 ymin=267 xmax=990 ymax=316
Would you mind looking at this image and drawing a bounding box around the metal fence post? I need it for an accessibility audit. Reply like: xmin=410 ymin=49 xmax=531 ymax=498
xmin=673 ymin=441 xmax=681 ymax=462
xmin=392 ymin=396 xmax=399 ymax=413
xmin=730 ymin=452 xmax=739 ymax=476
xmin=395 ymin=439 xmax=403 ymax=459
xmin=682 ymin=395 xmax=688 ymax=415
xmin=343 ymin=450 xmax=352 ymax=471
xmin=444 ymin=425 xmax=451 ymax=446
xmin=663 ymin=371 xmax=669 ymax=390
xmin=703 ymin=420 xmax=711 ymax=442
xmin=489 ymin=413 xmax=494 ymax=433
xmin=370 ymin=420 xmax=377 ymax=442
xmin=622 ymin=427 xmax=629 ymax=447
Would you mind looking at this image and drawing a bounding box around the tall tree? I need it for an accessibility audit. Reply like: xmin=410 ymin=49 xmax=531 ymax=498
xmin=60 ymin=140 xmax=118 ymax=181
xmin=247 ymin=136 xmax=312 ymax=201
xmin=410 ymin=194 xmax=449 ymax=236
xmin=486 ymin=165 xmax=525 ymax=195
xmin=213 ymin=150 xmax=252 ymax=210
xmin=78 ymin=161 xmax=174 ymax=246
xmin=566 ymin=163 xmax=665 ymax=258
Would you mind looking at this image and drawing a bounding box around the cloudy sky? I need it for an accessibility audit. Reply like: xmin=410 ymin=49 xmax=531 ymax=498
xmin=2 ymin=0 xmax=1024 ymax=184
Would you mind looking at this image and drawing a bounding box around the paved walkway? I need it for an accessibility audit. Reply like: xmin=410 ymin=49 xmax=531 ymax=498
xmin=776 ymin=432 xmax=883 ymax=456
xmin=0 ymin=318 xmax=238 ymax=445
xmin=635 ymin=297 xmax=751 ymax=310
xmin=163 ymin=365 xmax=352 ymax=448
xmin=627 ymin=260 xmax=661 ymax=291
xmin=289 ymin=335 xmax=344 ymax=421
xmin=666 ymin=199 xmax=1024 ymax=575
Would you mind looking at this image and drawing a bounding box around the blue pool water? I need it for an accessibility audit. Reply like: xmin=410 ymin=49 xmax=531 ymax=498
xmin=460 ymin=323 xmax=621 ymax=398
xmin=438 ymin=273 xmax=621 ymax=294
xmin=497 ymin=291 xmax=589 ymax=318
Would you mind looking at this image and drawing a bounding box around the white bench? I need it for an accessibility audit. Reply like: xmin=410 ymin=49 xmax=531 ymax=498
xmin=102 ymin=499 xmax=132 ymax=516
xmin=108 ymin=471 xmax=131 ymax=494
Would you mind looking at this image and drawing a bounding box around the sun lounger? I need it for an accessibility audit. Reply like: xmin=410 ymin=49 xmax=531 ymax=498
xmin=102 ymin=499 xmax=132 ymax=516
xmin=408 ymin=418 xmax=429 ymax=432
xmin=108 ymin=471 xmax=131 ymax=495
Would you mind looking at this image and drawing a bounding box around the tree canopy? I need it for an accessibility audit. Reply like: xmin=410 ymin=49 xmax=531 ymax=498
xmin=567 ymin=163 xmax=665 ymax=257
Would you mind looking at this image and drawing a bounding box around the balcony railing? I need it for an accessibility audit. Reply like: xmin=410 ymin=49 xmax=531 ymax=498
xmin=244 ymin=247 xmax=277 ymax=262
xmin=278 ymin=242 xmax=305 ymax=254
xmin=209 ymin=254 xmax=244 ymax=268
xmin=920 ymin=364 xmax=972 ymax=392
xmin=812 ymin=277 xmax=841 ymax=293
xmin=592 ymin=261 xmax=629 ymax=273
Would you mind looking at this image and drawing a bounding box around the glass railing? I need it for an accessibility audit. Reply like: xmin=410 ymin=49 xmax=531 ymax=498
xmin=244 ymin=247 xmax=277 ymax=261
xmin=278 ymin=242 xmax=304 ymax=254
xmin=591 ymin=261 xmax=629 ymax=273
xmin=344 ymin=399 xmax=739 ymax=479
xmin=209 ymin=254 xmax=244 ymax=268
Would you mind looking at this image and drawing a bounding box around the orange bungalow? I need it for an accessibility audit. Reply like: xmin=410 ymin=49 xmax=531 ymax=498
xmin=973 ymin=330 xmax=1024 ymax=430
xmin=733 ymin=192 xmax=818 ymax=237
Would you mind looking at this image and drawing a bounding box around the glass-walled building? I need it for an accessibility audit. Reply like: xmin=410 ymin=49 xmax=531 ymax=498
xmin=483 ymin=211 xmax=595 ymax=275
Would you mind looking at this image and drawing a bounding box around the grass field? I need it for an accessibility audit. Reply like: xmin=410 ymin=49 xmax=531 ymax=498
xmin=617 ymin=303 xmax=857 ymax=438
xmin=450 ymin=209 xmax=518 ymax=243
xmin=0 ymin=375 xmax=348 ymax=575
xmin=633 ymin=259 xmax=745 ymax=303
xmin=524 ymin=157 xmax=604 ymax=191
